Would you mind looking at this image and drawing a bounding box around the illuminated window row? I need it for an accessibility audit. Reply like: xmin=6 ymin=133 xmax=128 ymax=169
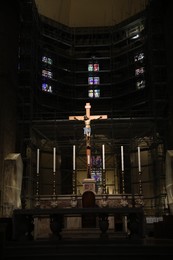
xmin=88 ymin=63 xmax=99 ymax=72
xmin=134 ymin=51 xmax=145 ymax=90
xmin=42 ymin=56 xmax=54 ymax=94
xmin=134 ymin=52 xmax=144 ymax=63
xmin=42 ymin=56 xmax=53 ymax=65
xmin=136 ymin=80 xmax=145 ymax=89
xmin=42 ymin=69 xmax=53 ymax=78
xmin=135 ymin=67 xmax=144 ymax=76
xmin=88 ymin=58 xmax=100 ymax=98
xmin=88 ymin=89 xmax=100 ymax=98
xmin=88 ymin=76 xmax=100 ymax=85
xmin=42 ymin=83 xmax=53 ymax=93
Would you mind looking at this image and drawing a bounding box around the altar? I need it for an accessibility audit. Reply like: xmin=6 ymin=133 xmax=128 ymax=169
xmin=12 ymin=194 xmax=144 ymax=240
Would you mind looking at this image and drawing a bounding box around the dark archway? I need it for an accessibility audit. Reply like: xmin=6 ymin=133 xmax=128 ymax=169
xmin=82 ymin=191 xmax=97 ymax=228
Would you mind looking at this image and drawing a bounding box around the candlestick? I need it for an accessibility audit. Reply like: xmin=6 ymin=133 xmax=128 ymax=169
xmin=138 ymin=146 xmax=141 ymax=172
xmin=37 ymin=149 xmax=40 ymax=174
xmin=53 ymin=147 xmax=56 ymax=172
xmin=73 ymin=145 xmax=76 ymax=171
xmin=121 ymin=146 xmax=124 ymax=172
xmin=102 ymin=144 xmax=105 ymax=170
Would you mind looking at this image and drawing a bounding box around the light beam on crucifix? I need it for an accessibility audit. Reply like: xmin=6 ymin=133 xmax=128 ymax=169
xmin=69 ymin=103 xmax=108 ymax=178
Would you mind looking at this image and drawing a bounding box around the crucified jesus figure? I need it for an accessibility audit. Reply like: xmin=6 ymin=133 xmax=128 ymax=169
xmin=70 ymin=103 xmax=107 ymax=137
xmin=83 ymin=115 xmax=91 ymax=137
xmin=75 ymin=114 xmax=102 ymax=138
xmin=69 ymin=103 xmax=108 ymax=178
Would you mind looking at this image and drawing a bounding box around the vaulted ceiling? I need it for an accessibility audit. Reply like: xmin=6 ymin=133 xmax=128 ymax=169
xmin=35 ymin=0 xmax=149 ymax=27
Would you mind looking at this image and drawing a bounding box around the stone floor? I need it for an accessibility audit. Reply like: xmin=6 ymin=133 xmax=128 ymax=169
xmin=2 ymin=230 xmax=173 ymax=260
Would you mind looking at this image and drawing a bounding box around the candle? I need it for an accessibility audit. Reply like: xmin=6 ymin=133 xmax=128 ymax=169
xmin=102 ymin=144 xmax=105 ymax=170
xmin=87 ymin=154 xmax=90 ymax=165
xmin=73 ymin=145 xmax=76 ymax=171
xmin=165 ymin=196 xmax=168 ymax=209
xmin=121 ymin=146 xmax=124 ymax=172
xmin=36 ymin=149 xmax=40 ymax=174
xmin=53 ymin=147 xmax=56 ymax=172
xmin=138 ymin=146 xmax=141 ymax=172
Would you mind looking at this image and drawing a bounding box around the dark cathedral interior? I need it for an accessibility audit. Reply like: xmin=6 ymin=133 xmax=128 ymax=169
xmin=1 ymin=0 xmax=173 ymax=258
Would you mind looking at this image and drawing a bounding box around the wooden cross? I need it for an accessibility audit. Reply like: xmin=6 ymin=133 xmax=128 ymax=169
xmin=69 ymin=103 xmax=108 ymax=178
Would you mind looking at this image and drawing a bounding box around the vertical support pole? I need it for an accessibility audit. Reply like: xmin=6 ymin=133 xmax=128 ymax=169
xmin=86 ymin=136 xmax=91 ymax=178
xmin=102 ymin=144 xmax=106 ymax=194
xmin=53 ymin=147 xmax=56 ymax=196
xmin=114 ymin=154 xmax=119 ymax=194
xmin=35 ymin=148 xmax=40 ymax=207
xmin=121 ymin=146 xmax=125 ymax=194
xmin=72 ymin=145 xmax=76 ymax=194
xmin=102 ymin=169 xmax=106 ymax=194
xmin=120 ymin=146 xmax=128 ymax=205
xmin=51 ymin=147 xmax=58 ymax=208
xmin=138 ymin=146 xmax=143 ymax=195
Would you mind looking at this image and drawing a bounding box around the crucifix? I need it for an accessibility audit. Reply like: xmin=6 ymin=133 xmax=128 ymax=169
xmin=69 ymin=103 xmax=108 ymax=178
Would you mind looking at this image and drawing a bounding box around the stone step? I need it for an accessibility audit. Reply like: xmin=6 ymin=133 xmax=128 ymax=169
xmin=61 ymin=228 xmax=127 ymax=239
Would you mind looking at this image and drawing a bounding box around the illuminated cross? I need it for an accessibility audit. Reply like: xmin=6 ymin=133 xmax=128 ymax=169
xmin=69 ymin=103 xmax=108 ymax=178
